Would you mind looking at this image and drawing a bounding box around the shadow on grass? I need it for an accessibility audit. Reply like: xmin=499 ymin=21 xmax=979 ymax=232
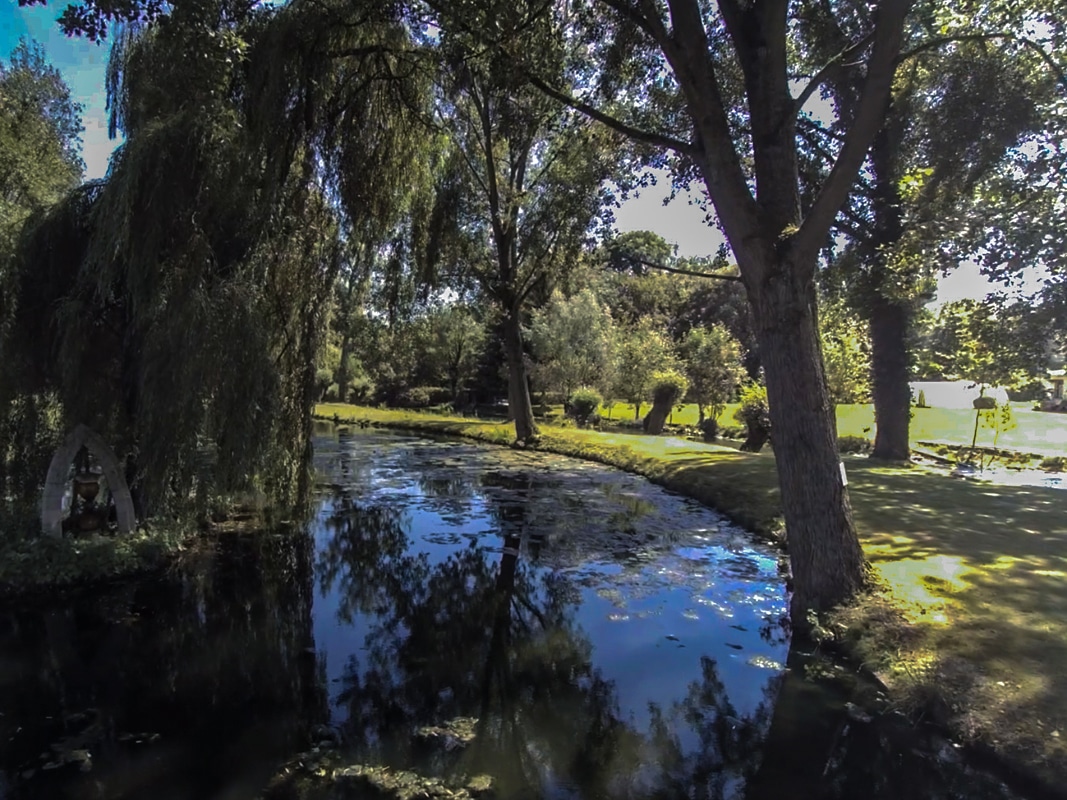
xmin=844 ymin=461 xmax=1067 ymax=782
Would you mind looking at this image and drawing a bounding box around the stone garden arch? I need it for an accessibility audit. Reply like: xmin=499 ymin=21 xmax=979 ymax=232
xmin=41 ymin=424 xmax=136 ymax=538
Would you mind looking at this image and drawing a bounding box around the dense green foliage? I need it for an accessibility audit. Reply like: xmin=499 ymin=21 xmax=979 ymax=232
xmin=530 ymin=290 xmax=618 ymax=399
xmin=567 ymin=387 xmax=602 ymax=427
xmin=680 ymin=325 xmax=746 ymax=423
xmin=1 ymin=0 xmax=431 ymax=516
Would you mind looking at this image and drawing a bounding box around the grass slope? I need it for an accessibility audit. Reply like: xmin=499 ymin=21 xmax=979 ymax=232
xmin=317 ymin=403 xmax=1067 ymax=786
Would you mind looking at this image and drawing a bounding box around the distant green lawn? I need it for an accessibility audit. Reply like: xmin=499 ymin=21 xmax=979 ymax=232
xmin=597 ymin=401 xmax=1067 ymax=455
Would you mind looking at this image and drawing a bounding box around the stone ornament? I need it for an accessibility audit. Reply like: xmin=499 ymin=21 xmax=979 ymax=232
xmin=41 ymin=424 xmax=136 ymax=538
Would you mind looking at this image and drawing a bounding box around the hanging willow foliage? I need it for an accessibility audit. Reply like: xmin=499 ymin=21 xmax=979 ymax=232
xmin=0 ymin=0 xmax=433 ymax=517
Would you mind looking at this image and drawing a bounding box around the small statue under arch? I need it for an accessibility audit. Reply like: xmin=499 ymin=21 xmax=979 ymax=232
xmin=40 ymin=424 xmax=136 ymax=538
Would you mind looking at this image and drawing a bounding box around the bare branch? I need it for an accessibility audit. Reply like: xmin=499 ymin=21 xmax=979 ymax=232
xmin=620 ymin=255 xmax=742 ymax=282
xmin=793 ymin=30 xmax=876 ymax=114
xmin=525 ymin=73 xmax=698 ymax=156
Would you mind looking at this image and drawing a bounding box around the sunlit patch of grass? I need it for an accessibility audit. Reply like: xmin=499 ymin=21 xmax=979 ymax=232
xmin=318 ymin=402 xmax=1067 ymax=783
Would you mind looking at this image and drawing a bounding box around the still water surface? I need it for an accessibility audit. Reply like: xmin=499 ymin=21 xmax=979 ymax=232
xmin=0 ymin=428 xmax=1025 ymax=799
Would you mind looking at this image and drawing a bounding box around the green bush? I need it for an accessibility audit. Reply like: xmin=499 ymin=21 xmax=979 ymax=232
xmin=324 ymin=383 xmax=341 ymax=402
xmin=1040 ymin=456 xmax=1066 ymax=472
xmin=734 ymin=384 xmax=770 ymax=429
xmin=838 ymin=435 xmax=872 ymax=454
xmin=537 ymin=392 xmax=568 ymax=406
xmin=315 ymin=367 xmax=334 ymax=399
xmin=398 ymin=386 xmax=431 ymax=408
xmin=915 ymin=389 xmax=928 ymax=408
xmin=972 ymin=395 xmax=997 ymax=410
xmin=650 ymin=370 xmax=689 ymax=405
xmin=568 ymin=387 xmax=603 ymax=426
xmin=348 ymin=375 xmax=376 ymax=404
xmin=718 ymin=424 xmax=745 ymax=440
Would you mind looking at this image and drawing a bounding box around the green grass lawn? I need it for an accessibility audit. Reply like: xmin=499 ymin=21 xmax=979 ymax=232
xmin=598 ymin=401 xmax=1067 ymax=455
xmin=317 ymin=402 xmax=1067 ymax=784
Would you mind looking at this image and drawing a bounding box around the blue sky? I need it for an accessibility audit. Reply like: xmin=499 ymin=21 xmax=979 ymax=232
xmin=2 ymin=1 xmax=120 ymax=180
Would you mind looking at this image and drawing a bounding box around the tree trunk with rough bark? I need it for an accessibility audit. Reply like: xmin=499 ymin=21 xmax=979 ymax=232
xmin=870 ymin=299 xmax=912 ymax=460
xmin=502 ymin=310 xmax=539 ymax=443
xmin=753 ymin=271 xmax=868 ymax=618
xmin=533 ymin=0 xmax=911 ymax=622
xmin=643 ymin=400 xmax=671 ymax=435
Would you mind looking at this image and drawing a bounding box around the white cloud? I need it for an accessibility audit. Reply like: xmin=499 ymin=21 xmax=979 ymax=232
xmin=612 ymin=169 xmax=726 ymax=258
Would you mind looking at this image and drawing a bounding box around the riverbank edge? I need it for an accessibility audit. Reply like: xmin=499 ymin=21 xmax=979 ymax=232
xmin=0 ymin=514 xmax=294 ymax=601
xmin=315 ymin=405 xmax=786 ymax=544
xmin=0 ymin=524 xmax=192 ymax=600
xmin=316 ymin=403 xmax=1067 ymax=798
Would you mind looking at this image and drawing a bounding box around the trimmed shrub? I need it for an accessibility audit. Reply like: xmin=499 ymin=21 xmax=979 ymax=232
xmin=734 ymin=384 xmax=771 ymax=452
xmin=718 ymin=424 xmax=745 ymax=440
xmin=699 ymin=417 xmax=719 ymax=442
xmin=650 ymin=370 xmax=689 ymax=406
xmin=972 ymin=395 xmax=997 ymax=410
xmin=316 ymin=367 xmax=334 ymax=400
xmin=1040 ymin=456 xmax=1066 ymax=472
xmin=838 ymin=435 xmax=872 ymax=454
xmin=398 ymin=386 xmax=431 ymax=408
xmin=348 ymin=375 xmax=376 ymax=404
xmin=569 ymin=387 xmax=603 ymax=426
xmin=915 ymin=389 xmax=928 ymax=408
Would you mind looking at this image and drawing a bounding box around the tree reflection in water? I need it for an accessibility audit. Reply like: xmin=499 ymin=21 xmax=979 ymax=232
xmin=0 ymin=532 xmax=326 ymax=800
xmin=314 ymin=466 xmax=779 ymax=800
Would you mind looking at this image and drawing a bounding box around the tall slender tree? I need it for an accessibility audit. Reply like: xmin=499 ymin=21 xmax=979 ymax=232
xmin=426 ymin=6 xmax=623 ymax=442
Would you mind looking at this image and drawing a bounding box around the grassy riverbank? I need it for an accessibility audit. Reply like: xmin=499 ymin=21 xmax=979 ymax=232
xmin=317 ymin=403 xmax=1067 ymax=788
xmin=0 ymin=524 xmax=190 ymax=597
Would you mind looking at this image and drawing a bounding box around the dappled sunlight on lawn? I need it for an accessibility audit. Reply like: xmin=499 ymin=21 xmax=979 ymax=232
xmin=847 ymin=462 xmax=1067 ymax=778
xmin=866 ymin=553 xmax=973 ymax=614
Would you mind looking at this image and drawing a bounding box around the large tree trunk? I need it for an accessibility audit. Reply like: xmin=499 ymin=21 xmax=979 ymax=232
xmin=755 ymin=276 xmax=867 ymax=619
xmin=502 ymin=309 xmax=539 ymax=442
xmin=869 ymin=299 xmax=912 ymax=460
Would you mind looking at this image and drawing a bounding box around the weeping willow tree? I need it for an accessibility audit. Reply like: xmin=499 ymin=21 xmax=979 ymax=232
xmin=0 ymin=0 xmax=432 ymax=519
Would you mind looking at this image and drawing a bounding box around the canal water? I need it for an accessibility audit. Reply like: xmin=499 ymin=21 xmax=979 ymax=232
xmin=0 ymin=428 xmax=1025 ymax=799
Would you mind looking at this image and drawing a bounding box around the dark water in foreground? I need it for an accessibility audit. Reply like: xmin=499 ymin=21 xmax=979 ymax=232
xmin=0 ymin=428 xmax=1025 ymax=799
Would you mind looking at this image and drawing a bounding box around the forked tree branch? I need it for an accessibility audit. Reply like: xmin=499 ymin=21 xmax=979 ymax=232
xmin=794 ymin=0 xmax=914 ymax=261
